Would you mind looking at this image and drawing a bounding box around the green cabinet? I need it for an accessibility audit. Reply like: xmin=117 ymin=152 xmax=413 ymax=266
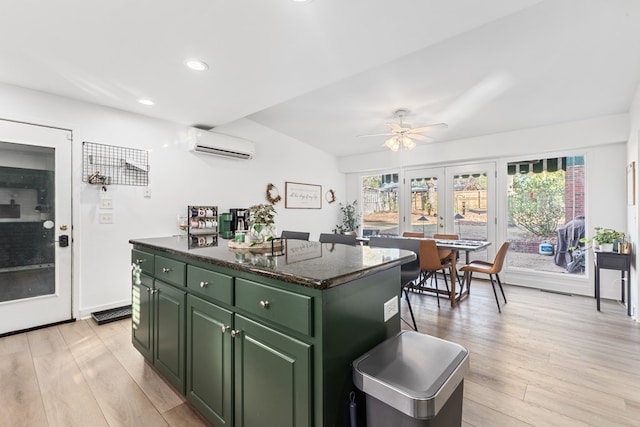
xmin=186 ymin=294 xmax=233 ymax=426
xmin=234 ymin=314 xmax=311 ymax=427
xmin=132 ymin=273 xmax=153 ymax=361
xmin=131 ymin=243 xmax=400 ymax=427
xmin=154 ymin=280 xmax=186 ymax=394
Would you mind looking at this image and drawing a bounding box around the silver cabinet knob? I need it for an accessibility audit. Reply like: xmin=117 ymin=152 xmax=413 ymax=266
xmin=230 ymin=330 xmax=240 ymax=338
xmin=260 ymin=300 xmax=269 ymax=309
xmin=151 ymin=289 xmax=158 ymax=294
xmin=162 ymin=267 xmax=172 ymax=273
xmin=221 ymin=325 xmax=230 ymax=333
xmin=136 ymin=258 xmax=146 ymax=264
xmin=200 ymin=281 xmax=208 ymax=288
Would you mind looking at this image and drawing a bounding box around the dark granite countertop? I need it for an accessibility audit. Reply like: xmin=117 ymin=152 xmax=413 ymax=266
xmin=130 ymin=236 xmax=416 ymax=290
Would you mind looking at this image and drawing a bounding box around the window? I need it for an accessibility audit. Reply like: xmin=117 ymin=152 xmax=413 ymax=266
xmin=506 ymin=156 xmax=585 ymax=275
xmin=361 ymin=173 xmax=399 ymax=236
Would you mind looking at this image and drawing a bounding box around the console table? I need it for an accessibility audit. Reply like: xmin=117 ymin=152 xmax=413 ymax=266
xmin=594 ymin=251 xmax=631 ymax=315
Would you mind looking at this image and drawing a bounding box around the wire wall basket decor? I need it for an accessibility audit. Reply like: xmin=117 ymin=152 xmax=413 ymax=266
xmin=82 ymin=141 xmax=149 ymax=186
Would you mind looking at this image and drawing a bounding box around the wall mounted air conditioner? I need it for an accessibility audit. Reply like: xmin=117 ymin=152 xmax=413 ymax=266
xmin=188 ymin=127 xmax=255 ymax=160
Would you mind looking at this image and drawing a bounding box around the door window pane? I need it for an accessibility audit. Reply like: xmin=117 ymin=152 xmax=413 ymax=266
xmin=452 ymin=173 xmax=488 ymax=241
xmin=362 ymin=173 xmax=399 ymax=236
xmin=506 ymin=156 xmax=585 ymax=275
xmin=0 ymin=142 xmax=56 ymax=302
xmin=409 ymin=176 xmax=439 ymax=236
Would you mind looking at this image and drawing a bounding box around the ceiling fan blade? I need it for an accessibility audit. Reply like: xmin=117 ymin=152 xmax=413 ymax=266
xmin=409 ymin=123 xmax=448 ymax=133
xmin=409 ymin=134 xmax=433 ymax=142
xmin=387 ymin=123 xmax=403 ymax=132
xmin=357 ymin=132 xmax=394 ymax=138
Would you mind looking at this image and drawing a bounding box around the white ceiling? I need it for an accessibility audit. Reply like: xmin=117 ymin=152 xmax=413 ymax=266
xmin=1 ymin=0 xmax=639 ymax=157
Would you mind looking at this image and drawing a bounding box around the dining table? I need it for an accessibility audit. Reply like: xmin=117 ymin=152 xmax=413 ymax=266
xmin=433 ymin=239 xmax=492 ymax=306
xmin=359 ymin=236 xmax=491 ymax=307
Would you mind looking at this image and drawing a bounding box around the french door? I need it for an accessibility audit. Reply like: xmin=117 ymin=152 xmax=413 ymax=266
xmin=404 ymin=162 xmax=496 ymax=262
xmin=0 ymin=120 xmax=73 ymax=334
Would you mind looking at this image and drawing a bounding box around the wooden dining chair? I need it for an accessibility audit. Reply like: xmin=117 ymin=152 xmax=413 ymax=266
xmin=460 ymin=242 xmax=510 ymax=313
xmin=319 ymin=232 xmax=357 ymax=245
xmin=369 ymin=236 xmax=420 ymax=331
xmin=417 ymin=239 xmax=452 ymax=307
xmin=402 ymin=231 xmax=424 ymax=238
xmin=433 ymin=233 xmax=463 ymax=285
xmin=280 ymin=230 xmax=310 ymax=241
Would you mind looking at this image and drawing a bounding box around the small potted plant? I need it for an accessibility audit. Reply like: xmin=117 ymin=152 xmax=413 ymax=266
xmin=580 ymin=227 xmax=624 ymax=252
xmin=248 ymin=203 xmax=277 ymax=243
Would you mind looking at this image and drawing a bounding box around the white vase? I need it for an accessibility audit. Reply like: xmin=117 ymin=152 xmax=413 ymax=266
xmin=250 ymin=223 xmax=276 ymax=243
xmin=600 ymin=243 xmax=614 ymax=252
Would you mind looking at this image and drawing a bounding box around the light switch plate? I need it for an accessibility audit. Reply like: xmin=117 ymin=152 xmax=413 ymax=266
xmin=383 ymin=296 xmax=399 ymax=322
xmin=100 ymin=198 xmax=113 ymax=209
xmin=99 ymin=212 xmax=113 ymax=224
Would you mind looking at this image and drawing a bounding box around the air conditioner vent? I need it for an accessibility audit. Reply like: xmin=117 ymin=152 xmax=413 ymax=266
xmin=188 ymin=128 xmax=255 ymax=160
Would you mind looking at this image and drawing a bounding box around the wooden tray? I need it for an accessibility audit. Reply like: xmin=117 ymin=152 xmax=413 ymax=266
xmin=227 ymin=239 xmax=283 ymax=253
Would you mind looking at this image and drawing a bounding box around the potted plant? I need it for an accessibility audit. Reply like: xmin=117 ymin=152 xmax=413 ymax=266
xmin=334 ymin=200 xmax=361 ymax=234
xmin=580 ymin=227 xmax=624 ymax=252
xmin=248 ymin=203 xmax=277 ymax=243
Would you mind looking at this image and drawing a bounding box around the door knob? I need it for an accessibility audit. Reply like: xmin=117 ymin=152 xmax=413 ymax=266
xmin=60 ymin=225 xmax=68 ymax=231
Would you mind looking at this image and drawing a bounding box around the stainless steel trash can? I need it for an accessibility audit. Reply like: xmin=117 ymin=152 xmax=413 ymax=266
xmin=352 ymin=330 xmax=469 ymax=427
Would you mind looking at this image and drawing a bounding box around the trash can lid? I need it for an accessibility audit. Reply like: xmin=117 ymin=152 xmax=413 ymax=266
xmin=352 ymin=330 xmax=469 ymax=419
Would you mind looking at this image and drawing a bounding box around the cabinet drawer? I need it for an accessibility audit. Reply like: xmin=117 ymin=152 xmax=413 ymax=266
xmin=132 ymin=249 xmax=155 ymax=275
xmin=236 ymin=278 xmax=312 ymax=336
xmin=155 ymin=256 xmax=186 ymax=287
xmin=187 ymin=265 xmax=233 ymax=305
xmin=597 ymin=253 xmax=630 ymax=270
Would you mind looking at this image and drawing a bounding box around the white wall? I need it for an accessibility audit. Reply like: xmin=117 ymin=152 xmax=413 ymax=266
xmin=339 ymin=114 xmax=631 ymax=300
xmin=0 ymin=83 xmax=345 ymax=318
xmin=627 ymin=82 xmax=640 ymax=320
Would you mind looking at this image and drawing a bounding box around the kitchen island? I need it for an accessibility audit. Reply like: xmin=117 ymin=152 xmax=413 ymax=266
xmin=130 ymin=235 xmax=415 ymax=427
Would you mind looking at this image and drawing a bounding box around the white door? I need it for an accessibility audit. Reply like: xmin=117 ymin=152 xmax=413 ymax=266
xmin=405 ymin=162 xmax=496 ymax=262
xmin=0 ymin=120 xmax=72 ymax=334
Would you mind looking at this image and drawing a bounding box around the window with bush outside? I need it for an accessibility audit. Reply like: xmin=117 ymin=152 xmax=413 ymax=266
xmin=506 ymin=156 xmax=585 ymax=275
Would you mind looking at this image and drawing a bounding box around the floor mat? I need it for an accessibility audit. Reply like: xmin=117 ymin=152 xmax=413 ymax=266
xmin=91 ymin=305 xmax=132 ymax=325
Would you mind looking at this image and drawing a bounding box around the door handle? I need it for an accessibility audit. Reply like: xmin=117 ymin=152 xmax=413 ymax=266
xmin=59 ymin=235 xmax=69 ymax=247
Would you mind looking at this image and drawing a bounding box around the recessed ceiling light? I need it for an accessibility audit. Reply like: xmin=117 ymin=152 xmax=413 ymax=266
xmin=185 ymin=59 xmax=209 ymax=71
xmin=138 ymin=99 xmax=155 ymax=106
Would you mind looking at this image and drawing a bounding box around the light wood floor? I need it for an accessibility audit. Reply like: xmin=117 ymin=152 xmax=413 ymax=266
xmin=1 ymin=282 xmax=639 ymax=427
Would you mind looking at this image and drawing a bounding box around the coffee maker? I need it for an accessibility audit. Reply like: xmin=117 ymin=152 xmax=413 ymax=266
xmin=230 ymin=208 xmax=250 ymax=233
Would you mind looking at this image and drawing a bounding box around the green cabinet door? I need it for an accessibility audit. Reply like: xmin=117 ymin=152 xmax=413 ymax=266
xmin=132 ymin=273 xmax=153 ymax=361
xmin=234 ymin=314 xmax=312 ymax=427
xmin=186 ymin=295 xmax=233 ymax=426
xmin=154 ymin=280 xmax=186 ymax=394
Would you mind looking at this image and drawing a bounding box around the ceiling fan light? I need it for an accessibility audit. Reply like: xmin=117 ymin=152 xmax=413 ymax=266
xmin=385 ymin=137 xmax=400 ymax=151
xmin=403 ymin=136 xmax=416 ymax=150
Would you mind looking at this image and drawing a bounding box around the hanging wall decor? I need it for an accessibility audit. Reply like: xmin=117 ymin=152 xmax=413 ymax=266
xmin=266 ymin=183 xmax=282 ymax=204
xmin=326 ymin=189 xmax=336 ymax=204
xmin=627 ymin=161 xmax=635 ymax=206
xmin=285 ymin=181 xmax=322 ymax=209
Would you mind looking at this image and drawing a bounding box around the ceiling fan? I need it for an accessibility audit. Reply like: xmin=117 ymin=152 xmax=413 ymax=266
xmin=358 ymin=109 xmax=448 ymax=152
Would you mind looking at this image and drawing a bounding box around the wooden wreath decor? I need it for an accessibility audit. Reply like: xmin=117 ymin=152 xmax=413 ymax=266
xmin=266 ymin=183 xmax=282 ymax=204
xmin=326 ymin=189 xmax=336 ymax=204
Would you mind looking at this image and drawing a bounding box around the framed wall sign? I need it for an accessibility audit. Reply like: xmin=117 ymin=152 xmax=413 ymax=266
xmin=627 ymin=161 xmax=635 ymax=206
xmin=285 ymin=181 xmax=322 ymax=209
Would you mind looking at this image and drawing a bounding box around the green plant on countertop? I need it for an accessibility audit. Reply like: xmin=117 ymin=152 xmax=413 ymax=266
xmin=580 ymin=227 xmax=625 ymax=246
xmin=334 ymin=200 xmax=361 ymax=234
xmin=248 ymin=203 xmax=276 ymax=243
